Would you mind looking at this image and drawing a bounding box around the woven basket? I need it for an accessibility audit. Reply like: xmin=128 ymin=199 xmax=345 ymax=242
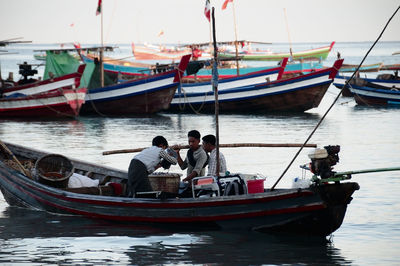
xmin=148 ymin=173 xmax=181 ymax=193
xmin=35 ymin=154 xmax=74 ymax=188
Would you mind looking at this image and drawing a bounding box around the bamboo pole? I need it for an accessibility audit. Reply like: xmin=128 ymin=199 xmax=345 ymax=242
xmin=102 ymin=143 xmax=318 ymax=155
xmin=211 ymin=8 xmax=220 ymax=177
xmin=0 ymin=140 xmax=32 ymax=179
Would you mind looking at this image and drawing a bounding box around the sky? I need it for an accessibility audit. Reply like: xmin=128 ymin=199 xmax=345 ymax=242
xmin=0 ymin=0 xmax=399 ymax=45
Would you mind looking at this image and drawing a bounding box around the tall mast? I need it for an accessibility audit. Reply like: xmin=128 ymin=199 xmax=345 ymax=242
xmin=283 ymin=8 xmax=293 ymax=59
xmin=231 ymin=1 xmax=239 ymax=75
xmin=211 ymin=7 xmax=220 ymax=176
xmin=100 ymin=0 xmax=104 ymax=87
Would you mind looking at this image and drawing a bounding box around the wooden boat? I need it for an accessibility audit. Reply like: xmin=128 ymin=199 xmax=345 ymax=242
xmin=0 ymin=141 xmax=360 ymax=236
xmin=340 ymin=62 xmax=383 ymax=73
xmin=81 ymin=52 xmax=323 ymax=80
xmin=334 ymin=73 xmax=400 ymax=98
xmin=0 ymin=64 xmax=87 ymax=118
xmin=80 ymin=54 xmax=191 ymax=115
xmin=0 ymin=87 xmax=87 ymax=117
xmin=169 ymin=59 xmax=343 ymax=113
xmin=80 ymin=53 xmax=151 ymax=78
xmin=218 ymin=42 xmax=335 ymax=61
xmin=1 ymin=64 xmax=85 ymax=97
xmin=381 ymin=64 xmax=400 ymax=71
xmin=348 ymin=76 xmax=400 ymax=105
xmin=132 ymin=43 xmax=193 ymax=60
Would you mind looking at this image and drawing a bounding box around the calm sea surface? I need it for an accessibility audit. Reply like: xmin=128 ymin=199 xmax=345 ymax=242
xmin=0 ymin=42 xmax=400 ymax=265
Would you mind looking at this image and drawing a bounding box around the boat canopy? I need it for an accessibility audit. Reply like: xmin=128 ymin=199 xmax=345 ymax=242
xmin=44 ymin=51 xmax=114 ymax=89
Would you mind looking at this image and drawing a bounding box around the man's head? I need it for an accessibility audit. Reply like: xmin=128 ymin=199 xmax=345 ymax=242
xmin=188 ymin=130 xmax=201 ymax=150
xmin=202 ymin=134 xmax=216 ymax=152
xmin=152 ymin=136 xmax=168 ymax=149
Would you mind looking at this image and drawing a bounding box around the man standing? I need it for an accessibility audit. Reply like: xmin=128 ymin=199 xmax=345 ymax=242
xmin=126 ymin=136 xmax=177 ymax=197
xmin=202 ymin=134 xmax=227 ymax=176
xmin=176 ymin=130 xmax=208 ymax=183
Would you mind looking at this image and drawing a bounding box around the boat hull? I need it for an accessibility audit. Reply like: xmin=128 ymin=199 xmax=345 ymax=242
xmin=170 ymin=66 xmax=338 ymax=113
xmin=219 ymin=42 xmax=334 ymax=61
xmin=81 ymin=71 xmax=179 ymax=115
xmin=0 ymin=141 xmax=359 ymax=236
xmin=0 ymin=88 xmax=87 ymax=117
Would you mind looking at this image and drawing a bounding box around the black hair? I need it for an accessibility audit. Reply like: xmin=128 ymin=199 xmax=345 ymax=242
xmin=202 ymin=134 xmax=216 ymax=146
xmin=188 ymin=130 xmax=201 ymax=140
xmin=152 ymin=136 xmax=168 ymax=147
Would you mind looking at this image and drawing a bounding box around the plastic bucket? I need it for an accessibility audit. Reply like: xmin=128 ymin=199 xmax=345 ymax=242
xmin=247 ymin=179 xmax=265 ymax=194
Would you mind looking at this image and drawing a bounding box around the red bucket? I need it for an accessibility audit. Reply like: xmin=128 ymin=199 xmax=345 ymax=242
xmin=247 ymin=179 xmax=265 ymax=194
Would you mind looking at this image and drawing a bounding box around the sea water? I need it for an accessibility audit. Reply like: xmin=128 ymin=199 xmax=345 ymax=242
xmin=0 ymin=42 xmax=400 ymax=265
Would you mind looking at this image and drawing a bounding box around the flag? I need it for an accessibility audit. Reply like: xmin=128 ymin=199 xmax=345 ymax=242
xmin=158 ymin=30 xmax=164 ymax=37
xmin=96 ymin=0 xmax=102 ymax=16
xmin=222 ymin=0 xmax=233 ymax=10
xmin=204 ymin=0 xmax=211 ymax=22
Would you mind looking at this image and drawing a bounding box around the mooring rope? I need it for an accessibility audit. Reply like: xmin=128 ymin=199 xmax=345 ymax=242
xmin=271 ymin=4 xmax=400 ymax=190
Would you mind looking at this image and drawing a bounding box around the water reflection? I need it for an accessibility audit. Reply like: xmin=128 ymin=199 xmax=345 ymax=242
xmin=0 ymin=206 xmax=351 ymax=265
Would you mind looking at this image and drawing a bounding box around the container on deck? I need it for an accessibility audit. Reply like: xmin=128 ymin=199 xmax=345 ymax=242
xmin=148 ymin=173 xmax=181 ymax=193
xmin=247 ymin=179 xmax=265 ymax=194
xmin=34 ymin=154 xmax=74 ymax=188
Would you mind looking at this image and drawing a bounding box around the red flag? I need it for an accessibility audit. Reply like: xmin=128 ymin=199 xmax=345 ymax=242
xmin=204 ymin=0 xmax=211 ymax=22
xmin=222 ymin=0 xmax=233 ymax=10
xmin=96 ymin=0 xmax=102 ymax=16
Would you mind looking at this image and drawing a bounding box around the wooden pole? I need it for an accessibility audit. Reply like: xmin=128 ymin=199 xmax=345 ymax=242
xmin=0 ymin=140 xmax=32 ymax=179
xmin=283 ymin=8 xmax=293 ymax=58
xmin=211 ymin=8 xmax=220 ymax=176
xmin=231 ymin=1 xmax=240 ymax=75
xmin=100 ymin=0 xmax=104 ymax=87
xmin=102 ymin=143 xmax=318 ymax=155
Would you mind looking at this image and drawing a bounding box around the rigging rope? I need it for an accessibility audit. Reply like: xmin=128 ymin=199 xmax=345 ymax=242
xmin=271 ymin=4 xmax=400 ymax=191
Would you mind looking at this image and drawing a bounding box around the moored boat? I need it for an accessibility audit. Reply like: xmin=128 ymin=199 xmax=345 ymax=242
xmin=218 ymin=42 xmax=335 ymax=61
xmin=169 ymin=59 xmax=343 ymax=113
xmin=334 ymin=72 xmax=400 ymax=98
xmin=0 ymin=64 xmax=87 ymax=118
xmin=0 ymin=87 xmax=87 ymax=117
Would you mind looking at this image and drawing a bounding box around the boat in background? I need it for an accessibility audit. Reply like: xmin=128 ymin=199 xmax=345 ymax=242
xmin=218 ymin=42 xmax=335 ymax=61
xmin=169 ymin=59 xmax=343 ymax=113
xmin=80 ymin=53 xmax=152 ymax=78
xmin=334 ymin=72 xmax=400 ymax=98
xmin=0 ymin=62 xmax=87 ymax=118
xmin=80 ymin=54 xmax=191 ymax=115
xmin=340 ymin=62 xmax=383 ymax=73
xmin=348 ymin=75 xmax=400 ymax=105
xmin=132 ymin=43 xmax=193 ymax=60
xmin=0 ymin=87 xmax=87 ymax=118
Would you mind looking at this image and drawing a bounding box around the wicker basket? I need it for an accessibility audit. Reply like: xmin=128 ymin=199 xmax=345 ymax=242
xmin=34 ymin=154 xmax=74 ymax=188
xmin=148 ymin=173 xmax=181 ymax=193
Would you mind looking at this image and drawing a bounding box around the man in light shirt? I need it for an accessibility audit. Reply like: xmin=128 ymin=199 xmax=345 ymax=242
xmin=202 ymin=134 xmax=227 ymax=176
xmin=126 ymin=136 xmax=177 ymax=197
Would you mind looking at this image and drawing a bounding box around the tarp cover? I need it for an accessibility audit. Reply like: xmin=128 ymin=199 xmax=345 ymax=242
xmin=44 ymin=51 xmax=115 ymax=89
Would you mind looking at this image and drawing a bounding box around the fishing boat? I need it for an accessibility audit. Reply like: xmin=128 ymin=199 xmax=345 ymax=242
xmin=340 ymin=62 xmax=383 ymax=73
xmin=80 ymin=53 xmax=152 ymax=78
xmin=80 ymin=54 xmax=191 ymax=115
xmin=36 ymin=49 xmax=191 ymax=115
xmin=218 ymin=42 xmax=335 ymax=61
xmin=132 ymin=43 xmax=193 ymax=60
xmin=334 ymin=72 xmax=400 ymax=98
xmin=0 ymin=141 xmax=360 ymax=237
xmin=347 ymin=76 xmax=400 ymax=105
xmin=0 ymin=87 xmax=87 ymax=117
xmin=169 ymin=59 xmax=343 ymax=113
xmin=0 ymin=64 xmax=87 ymax=118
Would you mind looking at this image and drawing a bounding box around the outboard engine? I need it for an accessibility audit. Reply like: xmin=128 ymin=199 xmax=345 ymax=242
xmin=308 ymin=145 xmax=340 ymax=179
xmin=18 ymin=62 xmax=38 ymax=85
